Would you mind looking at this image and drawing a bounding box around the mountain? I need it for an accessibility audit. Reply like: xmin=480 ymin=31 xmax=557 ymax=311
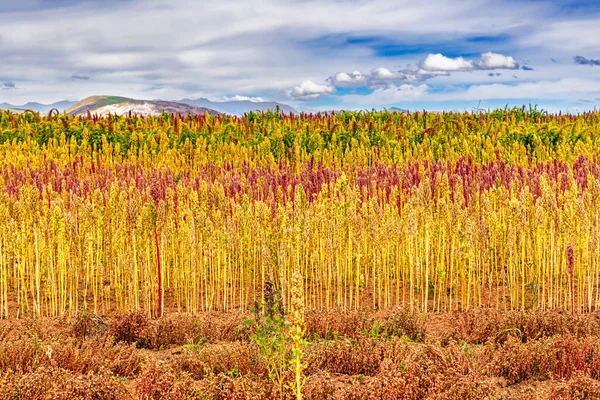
xmin=177 ymin=98 xmax=297 ymax=115
xmin=66 ymin=96 xmax=219 ymax=117
xmin=387 ymin=107 xmax=410 ymax=113
xmin=2 ymin=97 xmax=296 ymax=116
xmin=0 ymin=100 xmax=77 ymax=113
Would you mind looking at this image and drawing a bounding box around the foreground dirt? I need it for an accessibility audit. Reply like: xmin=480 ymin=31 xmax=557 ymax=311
xmin=2 ymin=309 xmax=600 ymax=399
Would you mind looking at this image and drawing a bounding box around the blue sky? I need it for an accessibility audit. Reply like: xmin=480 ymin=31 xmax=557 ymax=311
xmin=0 ymin=0 xmax=599 ymax=112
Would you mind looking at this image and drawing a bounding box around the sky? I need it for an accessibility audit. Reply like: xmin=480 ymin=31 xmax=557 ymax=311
xmin=0 ymin=0 xmax=599 ymax=112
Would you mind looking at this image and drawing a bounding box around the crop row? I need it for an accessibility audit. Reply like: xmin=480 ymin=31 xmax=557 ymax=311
xmin=0 ymin=109 xmax=599 ymax=317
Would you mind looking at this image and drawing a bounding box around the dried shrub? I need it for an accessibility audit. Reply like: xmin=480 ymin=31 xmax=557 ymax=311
xmin=305 ymin=310 xmax=369 ymax=340
xmin=197 ymin=373 xmax=278 ymax=400
xmin=452 ymin=310 xmax=600 ymax=344
xmin=71 ymin=311 xmax=109 ymax=341
xmin=0 ymin=367 xmax=54 ymax=400
xmin=172 ymin=341 xmax=263 ymax=379
xmin=302 ymin=371 xmax=337 ymax=399
xmin=563 ymin=372 xmax=600 ymax=399
xmin=0 ymin=368 xmax=127 ymax=400
xmin=135 ymin=363 xmax=200 ymax=400
xmin=306 ymin=337 xmax=380 ymax=376
xmin=374 ymin=308 xmax=425 ymax=341
xmin=0 ymin=333 xmax=147 ymax=378
xmin=108 ymin=310 xmax=149 ymax=346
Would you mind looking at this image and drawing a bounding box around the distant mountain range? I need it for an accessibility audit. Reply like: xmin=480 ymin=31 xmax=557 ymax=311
xmin=387 ymin=107 xmax=410 ymax=113
xmin=0 ymin=100 xmax=77 ymax=113
xmin=1 ymin=96 xmax=297 ymax=116
xmin=0 ymin=96 xmax=411 ymax=116
xmin=65 ymin=96 xmax=219 ymax=117
xmin=176 ymin=98 xmax=297 ymax=115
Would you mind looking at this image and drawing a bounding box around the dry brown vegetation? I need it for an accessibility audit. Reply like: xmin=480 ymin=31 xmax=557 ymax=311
xmin=1 ymin=309 xmax=600 ymax=399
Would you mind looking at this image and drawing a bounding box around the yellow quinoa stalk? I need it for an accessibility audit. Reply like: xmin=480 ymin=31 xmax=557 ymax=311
xmin=287 ymin=269 xmax=306 ymax=400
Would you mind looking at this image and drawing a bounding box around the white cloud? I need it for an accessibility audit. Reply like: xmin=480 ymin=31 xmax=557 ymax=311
xmin=328 ymin=71 xmax=367 ymax=87
xmin=370 ymin=67 xmax=395 ymax=79
xmin=476 ymin=52 xmax=518 ymax=69
xmin=420 ymin=52 xmax=519 ymax=72
xmin=287 ymin=80 xmax=335 ymax=100
xmin=220 ymin=95 xmax=265 ymax=102
xmin=325 ymin=67 xmax=449 ymax=92
xmin=320 ymin=52 xmax=519 ymax=94
xmin=368 ymin=68 xmax=420 ymax=88
xmin=420 ymin=54 xmax=474 ymax=71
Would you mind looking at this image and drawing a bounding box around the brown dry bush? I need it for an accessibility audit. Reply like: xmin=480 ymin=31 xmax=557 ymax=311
xmin=561 ymin=372 xmax=600 ymax=399
xmin=0 ymin=367 xmax=127 ymax=400
xmin=373 ymin=308 xmax=425 ymax=341
xmin=172 ymin=341 xmax=264 ymax=379
xmin=435 ymin=375 xmax=504 ymax=400
xmin=197 ymin=373 xmax=279 ymax=400
xmin=487 ymin=335 xmax=553 ymax=384
xmin=108 ymin=310 xmax=150 ymax=346
xmin=503 ymin=311 xmax=599 ymax=342
xmin=195 ymin=312 xmax=250 ymax=342
xmin=0 ymin=367 xmax=54 ymax=400
xmin=141 ymin=315 xmax=197 ymax=349
xmin=304 ymin=308 xmax=425 ymax=342
xmin=0 ymin=334 xmax=147 ymax=378
xmin=485 ymin=334 xmax=600 ymax=384
xmin=306 ymin=337 xmax=441 ymax=377
xmin=547 ymin=335 xmax=600 ymax=380
xmin=302 ymin=371 xmax=338 ymax=399
xmin=0 ymin=335 xmax=45 ymax=374
xmin=305 ymin=310 xmax=370 ymax=339
xmin=305 ymin=336 xmax=382 ymax=376
xmin=363 ymin=358 xmax=432 ymax=400
xmin=452 ymin=310 xmax=600 ymax=344
xmin=71 ymin=311 xmax=109 ymax=341
xmin=135 ymin=363 xmax=201 ymax=400
xmin=110 ymin=312 xmax=248 ymax=349
xmin=451 ymin=309 xmax=506 ymax=343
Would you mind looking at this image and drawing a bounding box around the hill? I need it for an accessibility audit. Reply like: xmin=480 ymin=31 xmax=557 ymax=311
xmin=66 ymin=96 xmax=219 ymax=116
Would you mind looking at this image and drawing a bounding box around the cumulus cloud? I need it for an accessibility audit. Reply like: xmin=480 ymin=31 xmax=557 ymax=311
xmin=521 ymin=65 xmax=534 ymax=71
xmin=287 ymin=80 xmax=335 ymax=100
xmin=475 ymin=52 xmax=518 ymax=69
xmin=2 ymin=81 xmax=15 ymax=90
xmin=368 ymin=67 xmax=444 ymax=88
xmin=420 ymin=52 xmax=518 ymax=72
xmin=420 ymin=54 xmax=474 ymax=71
xmin=328 ymin=71 xmax=367 ymax=87
xmin=325 ymin=67 xmax=448 ymax=91
xmin=574 ymin=56 xmax=600 ymax=66
xmin=322 ymin=51 xmax=518 ymax=95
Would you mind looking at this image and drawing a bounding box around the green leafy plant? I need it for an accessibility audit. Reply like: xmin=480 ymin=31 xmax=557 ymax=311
xmin=243 ymin=278 xmax=289 ymax=398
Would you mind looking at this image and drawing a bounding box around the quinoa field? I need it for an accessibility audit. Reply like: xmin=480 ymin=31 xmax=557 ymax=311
xmin=2 ymin=108 xmax=600 ymax=399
